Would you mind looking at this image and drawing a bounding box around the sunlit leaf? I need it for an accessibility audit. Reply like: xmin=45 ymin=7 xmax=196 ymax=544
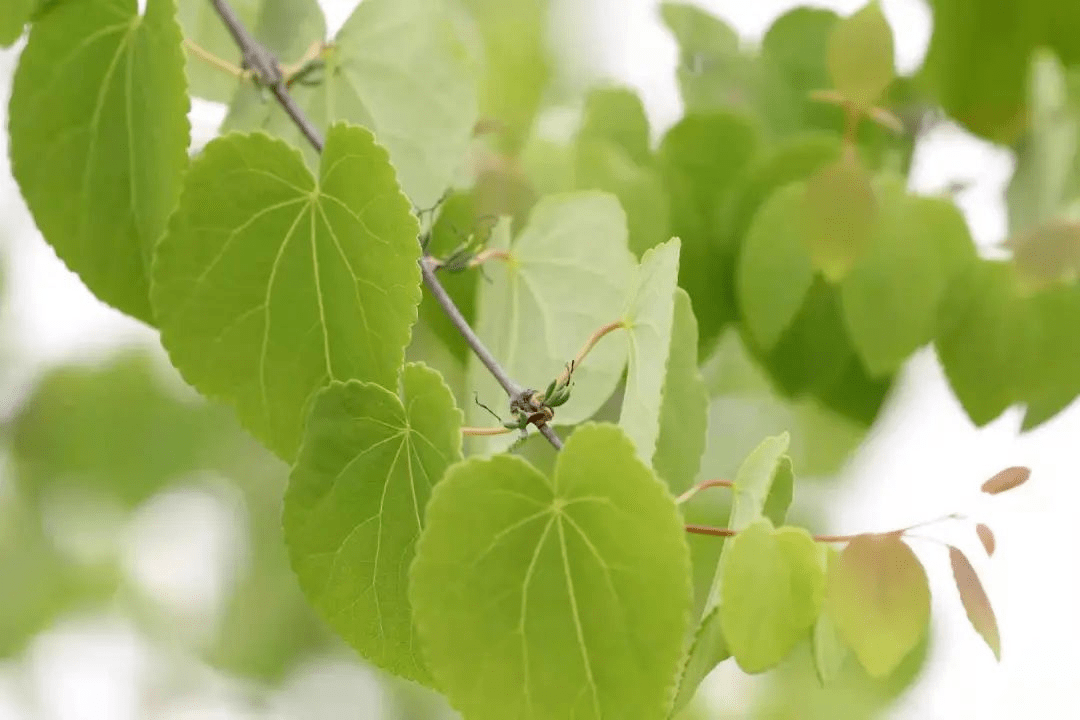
xmin=826 ymin=2 xmax=895 ymax=109
xmin=976 ymin=523 xmax=996 ymax=556
xmin=153 ymin=124 xmax=421 ymax=460
xmin=802 ymin=152 xmax=876 ymax=282
xmin=737 ymin=182 xmax=815 ymax=350
xmin=720 ymin=520 xmax=825 ymax=673
xmin=826 ymin=534 xmax=930 ymax=678
xmin=410 ymin=423 xmax=692 ymax=720
xmin=223 ymin=0 xmax=479 ymax=207
xmin=653 ymin=289 xmax=709 ymax=496
xmin=980 ymin=466 xmax=1031 ymax=495
xmin=9 ymin=0 xmax=190 ymax=323
xmin=948 ymin=546 xmax=1001 ymax=660
xmin=620 ymin=239 xmax=681 ymax=465
xmin=466 ymin=193 xmax=636 ymax=449
xmin=284 ymin=364 xmax=462 ymax=683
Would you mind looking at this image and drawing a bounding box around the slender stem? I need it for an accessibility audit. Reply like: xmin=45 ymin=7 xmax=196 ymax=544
xmin=210 ymin=0 xmax=563 ymax=450
xmin=675 ymin=478 xmax=733 ymax=505
xmin=183 ymin=37 xmax=246 ymax=77
xmin=559 ymin=320 xmax=625 ymax=386
xmin=468 ymin=248 xmax=512 ymax=268
xmin=209 ymin=0 xmax=324 ymax=151
xmin=686 ymin=511 xmax=969 ymax=544
xmin=462 ymin=426 xmax=514 ymax=437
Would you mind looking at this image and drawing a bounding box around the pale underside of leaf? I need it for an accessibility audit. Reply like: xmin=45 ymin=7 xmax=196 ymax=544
xmin=467 ymin=193 xmax=636 ymax=451
xmin=222 ymin=0 xmax=478 ymax=207
xmin=619 ymin=239 xmax=682 ymax=465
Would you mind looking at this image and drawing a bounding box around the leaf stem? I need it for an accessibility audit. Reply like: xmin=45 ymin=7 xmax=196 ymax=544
xmin=468 ymin=248 xmax=512 ymax=267
xmin=674 ymin=478 xmax=733 ymax=505
xmin=559 ymin=320 xmax=626 ymax=386
xmin=183 ymin=37 xmax=246 ymax=78
xmin=210 ymin=0 xmax=563 ymax=451
xmin=462 ymin=426 xmax=514 ymax=436
xmin=685 ymin=512 xmax=970 ymax=544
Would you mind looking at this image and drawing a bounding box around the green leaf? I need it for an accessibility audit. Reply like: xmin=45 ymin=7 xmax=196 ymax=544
xmin=935 ymin=259 xmax=1024 ymax=426
xmin=1016 ymin=282 xmax=1080 ymax=429
xmin=661 ymin=3 xmax=749 ymax=116
xmin=222 ymin=0 xmax=478 ymax=208
xmin=653 ymin=289 xmax=709 ymax=496
xmin=284 ymin=363 xmax=462 ymax=683
xmin=922 ymin=0 xmax=1037 ymax=143
xmin=811 ymin=547 xmax=848 ymax=686
xmin=0 ymin=0 xmax=35 ymax=46
xmin=671 ymin=434 xmax=791 ymax=711
xmin=826 ymin=2 xmax=895 ymax=109
xmin=659 ymin=112 xmax=761 ymax=351
xmin=1005 ymin=49 xmax=1079 ymax=237
xmin=579 ymin=87 xmax=652 ymax=166
xmin=802 ymin=152 xmax=877 ymax=283
xmin=410 ymin=423 xmax=692 ymax=720
xmin=840 ymin=190 xmax=964 ymax=376
xmin=826 ymin=534 xmax=930 ymax=678
xmin=177 ymin=0 xmax=258 ymax=102
xmin=729 ymin=132 xmax=842 ymax=242
xmin=574 ymin=140 xmax=671 ymax=257
xmin=1006 ymin=222 xmax=1080 ymax=289
xmin=466 ymin=193 xmax=636 ymax=447
xmin=762 ymin=456 xmax=794 ymax=527
xmin=737 ymin=182 xmax=815 ymax=350
xmin=948 ymin=546 xmax=1001 ymax=660
xmin=720 ymin=521 xmax=825 ymax=673
xmin=460 ymin=0 xmax=550 ymax=153
xmin=10 ymin=351 xmax=238 ymax=508
xmin=620 ymin=239 xmax=681 ymax=465
xmin=153 ymin=124 xmax=421 ymax=461
xmin=9 ymin=0 xmax=190 ymax=323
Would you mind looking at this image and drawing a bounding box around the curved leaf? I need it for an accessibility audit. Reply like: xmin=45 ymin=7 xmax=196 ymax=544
xmin=284 ymin=363 xmax=462 ymax=683
xmin=948 ymin=546 xmax=1001 ymax=660
xmin=9 ymin=0 xmax=190 ymax=323
xmin=737 ymin=182 xmax=815 ymax=350
xmin=652 ymin=289 xmax=709 ymax=495
xmin=802 ymin=152 xmax=877 ymax=283
xmin=620 ymin=239 xmax=681 ymax=464
xmin=153 ymin=124 xmax=421 ymax=460
xmin=410 ymin=423 xmax=692 ymax=720
xmin=826 ymin=2 xmax=895 ymax=109
xmin=826 ymin=534 xmax=930 ymax=678
xmin=720 ymin=521 xmax=825 ymax=673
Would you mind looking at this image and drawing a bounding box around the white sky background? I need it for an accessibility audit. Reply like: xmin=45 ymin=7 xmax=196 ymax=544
xmin=0 ymin=0 xmax=1077 ymax=718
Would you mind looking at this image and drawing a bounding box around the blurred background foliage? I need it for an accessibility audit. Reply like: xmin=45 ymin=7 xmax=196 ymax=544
xmin=2 ymin=0 xmax=1078 ymax=717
